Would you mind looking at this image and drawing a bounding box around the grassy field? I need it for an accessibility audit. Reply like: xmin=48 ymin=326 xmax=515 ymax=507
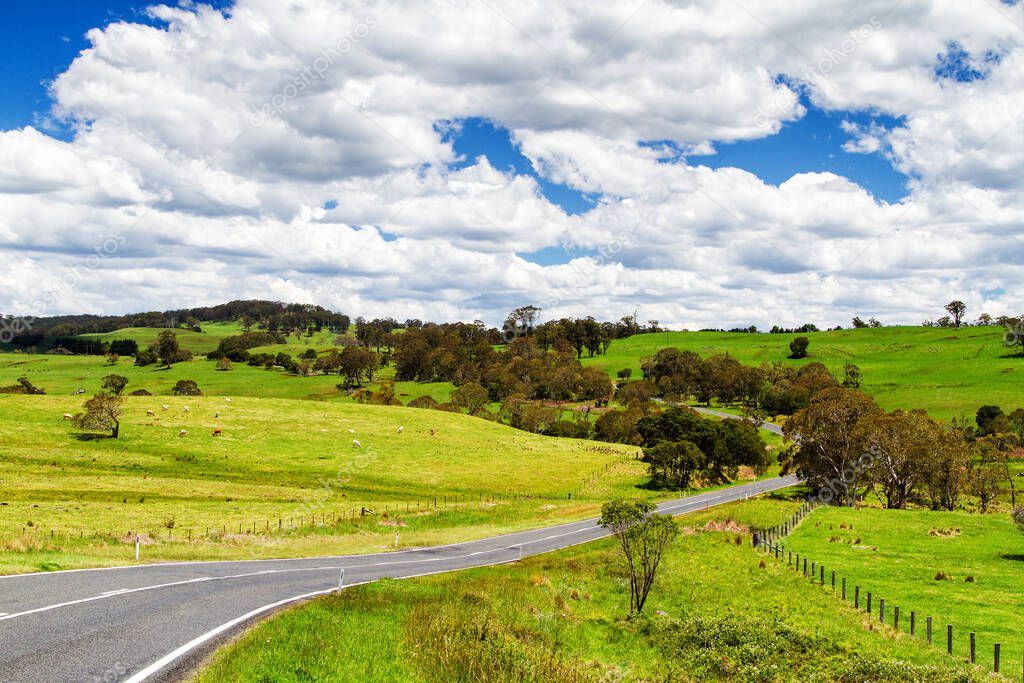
xmin=785 ymin=506 xmax=1024 ymax=673
xmin=586 ymin=326 xmax=1023 ymax=419
xmin=0 ymin=394 xmax=653 ymax=574
xmin=0 ymin=353 xmax=454 ymax=404
xmin=76 ymin=321 xmax=243 ymax=354
xmin=197 ymin=495 xmax=994 ymax=682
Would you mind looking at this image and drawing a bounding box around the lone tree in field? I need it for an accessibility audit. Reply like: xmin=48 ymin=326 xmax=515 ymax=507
xmin=788 ymin=336 xmax=810 ymax=359
xmin=72 ymin=393 xmax=123 ymax=438
xmin=101 ymin=374 xmax=128 ymax=396
xmin=945 ymin=300 xmax=967 ymax=328
xmin=1013 ymin=507 xmax=1024 ymax=535
xmin=153 ymin=330 xmax=191 ymax=367
xmin=599 ymin=499 xmax=679 ymax=616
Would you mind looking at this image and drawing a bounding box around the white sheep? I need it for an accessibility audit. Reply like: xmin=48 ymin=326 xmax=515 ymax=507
xmin=62 ymin=413 xmax=73 ymax=420
xmin=178 ymin=430 xmax=188 ymax=437
xmin=146 ymin=410 xmax=155 ymax=417
xmin=214 ymin=411 xmax=220 ymax=418
xmin=161 ymin=405 xmax=169 ymax=411
xmin=347 ymin=428 xmax=355 ymax=434
xmin=396 ymin=426 xmax=404 ymax=433
xmin=352 ymin=439 xmax=362 ymax=448
xmin=224 ymin=398 xmax=232 ymax=402
xmin=182 ymin=406 xmax=190 ymax=413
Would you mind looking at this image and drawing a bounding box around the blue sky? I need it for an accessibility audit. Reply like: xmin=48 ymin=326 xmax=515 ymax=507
xmin=0 ymin=1 xmax=227 ymax=136
xmin=2 ymin=2 xmax=910 ymax=221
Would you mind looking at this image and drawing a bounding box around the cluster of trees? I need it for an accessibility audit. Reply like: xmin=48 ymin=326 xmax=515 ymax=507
xmin=782 ymin=387 xmax=1021 ymax=511
xmin=393 ymin=327 xmax=614 ymax=403
xmin=134 ymin=331 xmax=193 ymax=367
xmin=315 ymin=346 xmax=380 ymax=387
xmin=503 ymin=306 xmax=657 ymax=356
xmin=638 ymin=407 xmax=770 ymax=489
xmin=639 ymin=347 xmax=842 ymax=416
xmin=919 ymin=300 xmax=1023 ymax=331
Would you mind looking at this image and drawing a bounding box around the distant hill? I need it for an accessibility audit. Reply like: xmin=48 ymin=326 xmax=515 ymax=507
xmin=2 ymin=300 xmax=351 ymax=350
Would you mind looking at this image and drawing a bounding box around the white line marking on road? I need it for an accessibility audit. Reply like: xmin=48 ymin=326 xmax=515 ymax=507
xmin=0 ymin=568 xmax=341 ymax=623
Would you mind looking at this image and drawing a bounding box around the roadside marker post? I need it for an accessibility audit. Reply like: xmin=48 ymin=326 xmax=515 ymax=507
xmin=337 ymin=568 xmax=345 ymax=594
xmin=135 ymin=534 xmax=140 ymax=562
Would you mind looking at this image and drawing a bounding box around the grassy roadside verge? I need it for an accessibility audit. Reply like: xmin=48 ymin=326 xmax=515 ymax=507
xmin=195 ymin=496 xmax=998 ymax=682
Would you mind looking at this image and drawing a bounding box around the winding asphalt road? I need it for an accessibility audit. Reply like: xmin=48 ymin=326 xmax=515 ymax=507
xmin=691 ymin=406 xmax=785 ymax=436
xmin=0 ymin=475 xmax=797 ymax=682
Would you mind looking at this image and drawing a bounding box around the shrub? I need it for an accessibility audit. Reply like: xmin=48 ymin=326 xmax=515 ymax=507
xmin=643 ymin=611 xmax=968 ymax=681
xmin=408 ymin=395 xmax=439 ymax=410
xmin=0 ymin=377 xmax=45 ymax=395
xmin=1012 ymin=507 xmax=1024 ymax=534
xmin=171 ymin=379 xmax=202 ymax=396
xmin=134 ymin=350 xmax=158 ymax=366
xmin=129 ymin=389 xmax=152 ymax=396
xmin=789 ymin=336 xmax=810 ymax=359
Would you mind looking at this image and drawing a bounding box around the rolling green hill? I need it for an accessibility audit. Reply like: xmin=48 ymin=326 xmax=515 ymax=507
xmin=585 ymin=326 xmax=1021 ymax=419
xmin=75 ymin=321 xmax=242 ymax=354
xmin=0 ymin=395 xmax=645 ymax=573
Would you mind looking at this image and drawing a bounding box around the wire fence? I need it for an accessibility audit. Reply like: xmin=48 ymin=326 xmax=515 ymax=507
xmin=752 ymin=502 xmax=1021 ymax=679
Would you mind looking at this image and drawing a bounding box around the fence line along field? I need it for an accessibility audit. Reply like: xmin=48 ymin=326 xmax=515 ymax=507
xmin=0 ymin=395 xmax=646 ymax=574
xmin=782 ymin=505 xmax=1024 ymax=675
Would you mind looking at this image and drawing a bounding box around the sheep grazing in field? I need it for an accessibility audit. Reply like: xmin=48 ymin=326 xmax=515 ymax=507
xmin=161 ymin=405 xmax=169 ymax=411
xmin=214 ymin=411 xmax=220 ymax=418
xmin=178 ymin=430 xmax=188 ymax=438
xmin=347 ymin=428 xmax=355 ymax=434
xmin=212 ymin=429 xmax=222 ymax=437
xmin=182 ymin=406 xmax=190 ymax=413
xmin=352 ymin=439 xmax=362 ymax=448
xmin=396 ymin=426 xmax=404 ymax=434
xmin=224 ymin=398 xmax=232 ymax=402
xmin=146 ymin=410 xmax=155 ymax=417
xmin=62 ymin=413 xmax=73 ymax=420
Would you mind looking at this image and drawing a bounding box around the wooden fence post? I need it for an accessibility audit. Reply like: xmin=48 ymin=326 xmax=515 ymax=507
xmin=970 ymin=632 xmax=975 ymax=663
xmin=842 ymin=577 xmax=846 ymax=600
xmin=910 ymin=611 xmax=915 ymax=636
xmin=867 ymin=592 xmax=872 ymax=614
xmin=855 ymin=585 xmax=860 ymax=609
xmin=879 ymin=598 xmax=884 ymax=623
xmin=831 ymin=570 xmax=835 ymax=589
xmin=994 ymin=643 xmax=1000 ymax=673
xmin=893 ymin=605 xmax=899 ymax=630
xmin=947 ymin=624 xmax=953 ymax=655
xmin=927 ymin=616 xmax=932 ymax=644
